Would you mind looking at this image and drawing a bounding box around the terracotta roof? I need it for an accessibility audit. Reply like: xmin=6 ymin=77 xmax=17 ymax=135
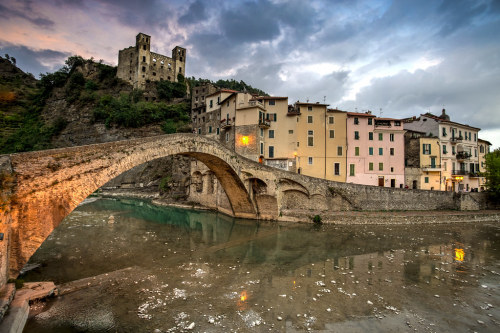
xmin=478 ymin=138 xmax=492 ymax=145
xmin=376 ymin=117 xmax=402 ymax=121
xmin=250 ymin=96 xmax=288 ymax=100
xmin=206 ymin=89 xmax=239 ymax=98
xmin=295 ymin=102 xmax=329 ymax=106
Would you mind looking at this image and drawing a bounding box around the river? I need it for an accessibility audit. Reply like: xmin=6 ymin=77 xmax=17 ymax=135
xmin=21 ymin=197 xmax=500 ymax=332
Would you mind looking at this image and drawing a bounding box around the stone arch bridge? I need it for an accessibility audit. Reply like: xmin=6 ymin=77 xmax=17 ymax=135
xmin=0 ymin=134 xmax=483 ymax=283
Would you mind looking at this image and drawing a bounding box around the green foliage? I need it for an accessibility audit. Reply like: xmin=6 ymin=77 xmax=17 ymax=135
xmin=65 ymin=71 xmax=85 ymax=103
xmin=7 ymin=278 xmax=25 ymax=289
xmin=65 ymin=55 xmax=85 ymax=72
xmin=97 ymin=63 xmax=117 ymax=84
xmin=156 ymin=77 xmax=187 ymax=101
xmin=187 ymin=77 xmax=268 ymax=96
xmin=159 ymin=175 xmax=172 ymax=194
xmin=312 ymin=215 xmax=322 ymax=224
xmin=85 ymin=80 xmax=98 ymax=91
xmin=93 ymin=93 xmax=190 ymax=129
xmin=485 ymin=148 xmax=500 ymax=201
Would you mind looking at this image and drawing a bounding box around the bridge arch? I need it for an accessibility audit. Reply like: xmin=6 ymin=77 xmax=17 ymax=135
xmin=4 ymin=134 xmax=256 ymax=278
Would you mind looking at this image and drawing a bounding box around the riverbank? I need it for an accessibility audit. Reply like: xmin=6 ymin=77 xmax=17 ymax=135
xmin=98 ymin=189 xmax=500 ymax=225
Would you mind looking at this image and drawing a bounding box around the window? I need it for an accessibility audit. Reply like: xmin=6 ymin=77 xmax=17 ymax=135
xmin=390 ymin=167 xmax=394 ymax=172
xmin=394 ymin=121 xmax=401 ymax=126
xmin=452 ymin=146 xmax=456 ymax=154
xmin=308 ymin=130 xmax=313 ymax=135
xmin=378 ymin=133 xmax=383 ymax=141
xmin=307 ymin=115 xmax=313 ymax=123
xmin=289 ymin=130 xmax=293 ymax=134
xmin=308 ymin=130 xmax=314 ymax=146
xmin=268 ymin=100 xmax=275 ymax=106
xmin=480 ymin=145 xmax=484 ymax=153
xmin=379 ymin=162 xmax=384 ymax=171
xmin=329 ymin=116 xmax=334 ymax=124
xmin=379 ymin=148 xmax=383 ymax=155
xmin=226 ymin=133 xmax=229 ymax=142
xmin=349 ymin=164 xmax=355 ymax=176
xmin=179 ymin=67 xmax=182 ymax=73
xmin=444 ymin=162 xmax=447 ymax=171
xmin=423 ymin=144 xmax=431 ymax=155
xmin=260 ymin=128 xmax=264 ymax=137
xmin=142 ymin=66 xmax=146 ymax=72
xmin=334 ymin=163 xmax=340 ymax=175
xmin=209 ymin=100 xmax=213 ymax=108
xmin=143 ymin=45 xmax=146 ymax=50
xmin=269 ymin=146 xmax=274 ymax=158
xmin=338 ymin=146 xmax=343 ymax=156
xmin=369 ymin=162 xmax=374 ymax=171
xmin=142 ymin=56 xmax=146 ymax=62
xmin=442 ymin=127 xmax=447 ymax=137
xmin=329 ymin=130 xmax=335 ymax=138
xmin=308 ymin=157 xmax=313 ymax=165
xmin=208 ymin=126 xmax=212 ymax=133
xmin=390 ymin=148 xmax=394 ymax=155
xmin=443 ymin=145 xmax=447 ymax=154
xmin=308 ymin=106 xmax=312 ymax=111
xmin=354 ymin=117 xmax=359 ymax=125
xmin=424 ymin=177 xmax=429 ymax=184
xmin=474 ymin=133 xmax=477 ymax=141
xmin=269 ymin=130 xmax=275 ymax=138
xmin=355 ymin=147 xmax=360 ymax=156
xmin=390 ymin=133 xmax=394 ymax=142
xmin=369 ymin=147 xmax=374 ymax=155
xmin=475 ymin=148 xmax=477 ymax=157
xmin=217 ymin=97 xmax=220 ymax=104
xmin=260 ymin=142 xmax=264 ymax=154
xmin=369 ymin=132 xmax=373 ymax=140
xmin=216 ymin=128 xmax=220 ymax=135
xmin=368 ymin=118 xmax=373 ymax=125
xmin=354 ymin=131 xmax=360 ymax=140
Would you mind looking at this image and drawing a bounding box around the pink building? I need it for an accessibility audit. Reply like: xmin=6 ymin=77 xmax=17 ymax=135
xmin=346 ymin=112 xmax=405 ymax=188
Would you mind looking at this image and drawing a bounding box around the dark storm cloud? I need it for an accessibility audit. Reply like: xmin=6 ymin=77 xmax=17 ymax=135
xmin=0 ymin=2 xmax=54 ymax=28
xmin=0 ymin=43 xmax=70 ymax=76
xmin=179 ymin=0 xmax=207 ymax=25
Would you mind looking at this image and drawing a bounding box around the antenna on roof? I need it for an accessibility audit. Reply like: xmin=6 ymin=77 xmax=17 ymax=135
xmin=307 ymin=97 xmax=309 ymax=102
xmin=379 ymin=108 xmax=383 ymax=117
xmin=323 ymin=96 xmax=326 ymax=103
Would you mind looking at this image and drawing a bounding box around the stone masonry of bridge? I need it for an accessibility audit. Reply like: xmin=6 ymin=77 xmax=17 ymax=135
xmin=0 ymin=133 xmax=496 ymax=286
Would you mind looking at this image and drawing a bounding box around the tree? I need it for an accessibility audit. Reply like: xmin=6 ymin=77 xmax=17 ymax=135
xmin=484 ymin=148 xmax=500 ymax=201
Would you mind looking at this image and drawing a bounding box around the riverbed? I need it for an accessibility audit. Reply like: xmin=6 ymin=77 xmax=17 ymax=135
xmin=22 ymin=197 xmax=500 ymax=332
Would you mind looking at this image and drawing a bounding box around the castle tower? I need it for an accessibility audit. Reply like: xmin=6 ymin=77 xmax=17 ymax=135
xmin=172 ymin=46 xmax=186 ymax=80
xmin=136 ymin=33 xmax=151 ymax=88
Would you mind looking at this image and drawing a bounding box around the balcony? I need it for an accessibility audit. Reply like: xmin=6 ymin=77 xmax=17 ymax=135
xmin=456 ymin=151 xmax=471 ymax=161
xmin=469 ymin=172 xmax=481 ymax=178
xmin=221 ymin=118 xmax=232 ymax=129
xmin=421 ymin=164 xmax=442 ymax=171
xmin=452 ymin=170 xmax=468 ymax=176
xmin=258 ymin=119 xmax=271 ymax=128
xmin=450 ymin=136 xmax=463 ymax=143
xmin=287 ymin=105 xmax=300 ymax=116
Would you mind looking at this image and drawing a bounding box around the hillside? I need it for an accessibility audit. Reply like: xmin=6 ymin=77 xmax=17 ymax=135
xmin=0 ymin=56 xmax=192 ymax=154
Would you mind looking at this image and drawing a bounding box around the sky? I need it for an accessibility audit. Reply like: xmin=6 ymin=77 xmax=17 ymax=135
xmin=1 ymin=0 xmax=499 ymax=148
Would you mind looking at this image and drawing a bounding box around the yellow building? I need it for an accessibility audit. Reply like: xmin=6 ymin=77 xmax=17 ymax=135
xmin=294 ymin=103 xmax=347 ymax=182
xmin=404 ymin=131 xmax=443 ymax=190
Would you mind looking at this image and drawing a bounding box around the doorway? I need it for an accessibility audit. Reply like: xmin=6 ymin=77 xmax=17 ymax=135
xmin=378 ymin=176 xmax=384 ymax=187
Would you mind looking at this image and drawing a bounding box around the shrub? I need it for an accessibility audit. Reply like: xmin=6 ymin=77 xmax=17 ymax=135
xmin=312 ymin=215 xmax=322 ymax=224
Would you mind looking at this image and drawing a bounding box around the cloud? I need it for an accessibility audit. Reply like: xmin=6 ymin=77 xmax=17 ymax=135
xmin=179 ymin=0 xmax=207 ymax=25
xmin=0 ymin=1 xmax=54 ymax=28
xmin=0 ymin=43 xmax=70 ymax=75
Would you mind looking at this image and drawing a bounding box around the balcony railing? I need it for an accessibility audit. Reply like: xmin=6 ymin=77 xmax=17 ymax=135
xmin=258 ymin=119 xmax=271 ymax=128
xmin=469 ymin=172 xmax=481 ymax=178
xmin=450 ymin=136 xmax=463 ymax=143
xmin=456 ymin=151 xmax=471 ymax=160
xmin=221 ymin=118 xmax=232 ymax=128
xmin=421 ymin=164 xmax=442 ymax=171
xmin=452 ymin=170 xmax=468 ymax=176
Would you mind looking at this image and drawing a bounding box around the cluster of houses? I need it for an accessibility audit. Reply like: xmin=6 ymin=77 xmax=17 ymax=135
xmin=191 ymin=83 xmax=491 ymax=192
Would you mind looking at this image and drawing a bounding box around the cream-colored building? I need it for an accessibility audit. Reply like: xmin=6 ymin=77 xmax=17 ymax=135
xmin=117 ymin=33 xmax=186 ymax=89
xmin=404 ymin=110 xmax=481 ymax=192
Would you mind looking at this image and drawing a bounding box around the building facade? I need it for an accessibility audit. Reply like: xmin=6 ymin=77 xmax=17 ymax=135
xmin=478 ymin=139 xmax=491 ymax=191
xmin=346 ymin=112 xmax=405 ymax=188
xmin=117 ymin=33 xmax=186 ymax=89
xmin=404 ymin=109 xmax=481 ymax=192
xmin=404 ymin=131 xmax=443 ymax=190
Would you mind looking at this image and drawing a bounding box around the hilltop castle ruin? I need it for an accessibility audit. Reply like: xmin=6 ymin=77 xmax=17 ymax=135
xmin=117 ymin=33 xmax=186 ymax=89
